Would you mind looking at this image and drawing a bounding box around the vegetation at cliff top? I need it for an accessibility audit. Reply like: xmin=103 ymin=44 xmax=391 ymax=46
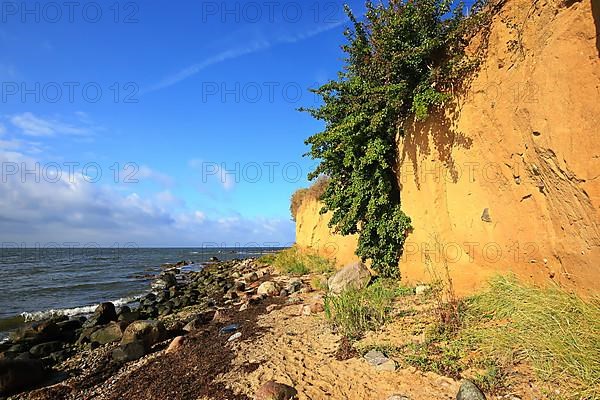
xmin=290 ymin=176 xmax=329 ymax=221
xmin=302 ymin=0 xmax=488 ymax=278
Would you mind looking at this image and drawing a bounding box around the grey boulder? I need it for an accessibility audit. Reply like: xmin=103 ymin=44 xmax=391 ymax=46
xmin=457 ymin=380 xmax=486 ymax=400
xmin=120 ymin=320 xmax=166 ymax=350
xmin=328 ymin=262 xmax=371 ymax=294
xmin=112 ymin=341 xmax=146 ymax=363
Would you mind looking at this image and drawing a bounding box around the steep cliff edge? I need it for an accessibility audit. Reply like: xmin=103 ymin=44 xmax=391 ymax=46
xmin=296 ymin=0 xmax=600 ymax=294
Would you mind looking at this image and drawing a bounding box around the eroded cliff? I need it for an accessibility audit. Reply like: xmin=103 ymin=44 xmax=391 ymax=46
xmin=296 ymin=0 xmax=600 ymax=294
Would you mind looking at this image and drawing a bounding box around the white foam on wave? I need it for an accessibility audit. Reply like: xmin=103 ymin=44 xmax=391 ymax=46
xmin=20 ymin=296 xmax=137 ymax=322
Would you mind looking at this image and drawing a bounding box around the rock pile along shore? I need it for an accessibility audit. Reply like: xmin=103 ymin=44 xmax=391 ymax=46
xmin=0 ymin=257 xmax=312 ymax=398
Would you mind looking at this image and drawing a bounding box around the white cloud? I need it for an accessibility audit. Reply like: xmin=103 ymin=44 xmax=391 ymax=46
xmin=0 ymin=138 xmax=22 ymax=150
xmin=147 ymin=22 xmax=345 ymax=92
xmin=194 ymin=211 xmax=206 ymax=223
xmin=154 ymin=190 xmax=181 ymax=207
xmin=147 ymin=40 xmax=270 ymax=92
xmin=10 ymin=112 xmax=91 ymax=137
xmin=137 ymin=165 xmax=175 ymax=188
xmin=189 ymin=159 xmax=236 ymax=191
xmin=217 ymin=164 xmax=235 ymax=190
xmin=0 ymin=151 xmax=294 ymax=246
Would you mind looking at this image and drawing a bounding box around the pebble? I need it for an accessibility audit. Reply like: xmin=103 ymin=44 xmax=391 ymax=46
xmin=309 ymin=299 xmax=325 ymax=313
xmin=212 ymin=310 xmax=228 ymax=323
xmin=266 ymin=304 xmax=278 ymax=313
xmin=257 ymin=281 xmax=280 ymax=296
xmin=228 ymin=332 xmax=242 ymax=342
xmin=376 ymin=358 xmax=397 ymax=372
xmin=166 ymin=336 xmax=185 ymax=353
xmin=220 ymin=324 xmax=239 ymax=334
xmin=255 ymin=380 xmax=297 ymax=400
xmin=415 ymin=284 xmax=430 ymax=295
xmin=363 ymin=350 xmax=397 ymax=371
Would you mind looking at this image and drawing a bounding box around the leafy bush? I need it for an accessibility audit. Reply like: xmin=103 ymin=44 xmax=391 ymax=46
xmin=324 ymin=280 xmax=397 ymax=339
xmin=303 ymin=0 xmax=484 ymax=277
xmin=273 ymin=246 xmax=334 ymax=276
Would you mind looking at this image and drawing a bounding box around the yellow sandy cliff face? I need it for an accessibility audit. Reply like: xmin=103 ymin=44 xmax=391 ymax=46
xmin=295 ymin=197 xmax=361 ymax=267
xmin=296 ymin=0 xmax=600 ymax=295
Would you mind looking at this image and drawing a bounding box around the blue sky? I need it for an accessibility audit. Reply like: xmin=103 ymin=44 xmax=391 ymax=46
xmin=0 ymin=0 xmax=371 ymax=247
xmin=0 ymin=0 xmax=475 ymax=248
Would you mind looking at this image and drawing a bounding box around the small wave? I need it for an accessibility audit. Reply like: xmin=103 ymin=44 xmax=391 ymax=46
xmin=20 ymin=296 xmax=137 ymax=323
xmin=190 ymin=251 xmax=199 ymax=254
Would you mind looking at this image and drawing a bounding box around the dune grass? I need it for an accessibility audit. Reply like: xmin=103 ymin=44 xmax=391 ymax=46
xmin=459 ymin=276 xmax=600 ymax=399
xmin=324 ymin=280 xmax=398 ymax=340
xmin=394 ymin=275 xmax=599 ymax=398
xmin=270 ymin=246 xmax=335 ymax=276
xmin=257 ymin=253 xmax=277 ymax=265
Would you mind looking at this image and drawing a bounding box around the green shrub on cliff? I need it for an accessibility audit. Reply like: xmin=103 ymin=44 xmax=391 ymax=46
xmin=302 ymin=0 xmax=485 ymax=278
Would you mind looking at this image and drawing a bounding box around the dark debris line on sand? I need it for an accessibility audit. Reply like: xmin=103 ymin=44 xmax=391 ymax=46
xmin=102 ymin=299 xmax=282 ymax=400
xmin=3 ymin=259 xmax=291 ymax=400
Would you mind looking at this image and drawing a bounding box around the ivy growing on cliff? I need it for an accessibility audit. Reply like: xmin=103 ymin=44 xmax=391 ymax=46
xmin=303 ymin=0 xmax=484 ymax=278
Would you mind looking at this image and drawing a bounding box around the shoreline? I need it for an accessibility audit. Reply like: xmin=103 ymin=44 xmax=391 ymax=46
xmin=0 ymin=248 xmax=284 ymax=341
xmin=1 ymin=257 xmax=289 ymax=399
xmin=0 ymin=247 xmax=285 ymax=335
xmin=2 ymin=254 xmax=594 ymax=399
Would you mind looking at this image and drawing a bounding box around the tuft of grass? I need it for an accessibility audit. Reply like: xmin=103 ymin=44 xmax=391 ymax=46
xmin=394 ymin=285 xmax=415 ymax=297
xmin=459 ymin=276 xmax=600 ymax=399
xmin=273 ymin=246 xmax=334 ymax=276
xmin=310 ymin=275 xmax=328 ymax=292
xmin=257 ymin=253 xmax=277 ymax=265
xmin=470 ymin=361 xmax=507 ymax=395
xmin=324 ymin=280 xmax=397 ymax=340
xmin=395 ymin=274 xmax=599 ymax=398
xmin=355 ymin=342 xmax=402 ymax=357
xmin=402 ymin=330 xmax=466 ymax=379
xmin=423 ymin=242 xmax=463 ymax=333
